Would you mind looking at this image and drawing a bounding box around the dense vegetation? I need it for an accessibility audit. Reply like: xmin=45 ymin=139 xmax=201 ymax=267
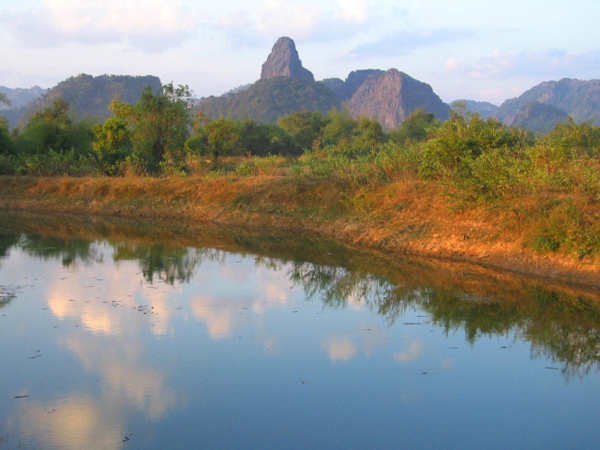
xmin=0 ymin=86 xmax=599 ymax=261
xmin=195 ymin=76 xmax=340 ymax=124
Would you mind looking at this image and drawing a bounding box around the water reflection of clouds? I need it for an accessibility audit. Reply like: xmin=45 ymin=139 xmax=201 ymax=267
xmin=12 ymin=329 xmax=179 ymax=449
xmin=322 ymin=337 xmax=358 ymax=362
xmin=61 ymin=333 xmax=178 ymax=418
xmin=16 ymin=395 xmax=125 ymax=450
xmin=189 ymin=264 xmax=296 ymax=340
xmin=190 ymin=295 xmax=242 ymax=340
xmin=393 ymin=338 xmax=424 ymax=363
xmin=45 ymin=258 xmax=176 ymax=337
xmin=14 ymin=247 xmax=182 ymax=448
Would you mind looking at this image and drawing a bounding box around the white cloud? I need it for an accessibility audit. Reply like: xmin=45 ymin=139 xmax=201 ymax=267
xmin=256 ymin=0 xmax=322 ymax=40
xmin=334 ymin=0 xmax=368 ymax=24
xmin=3 ymin=0 xmax=201 ymax=52
xmin=445 ymin=49 xmax=600 ymax=80
xmin=346 ymin=29 xmax=476 ymax=60
xmin=220 ymin=0 xmax=372 ymax=47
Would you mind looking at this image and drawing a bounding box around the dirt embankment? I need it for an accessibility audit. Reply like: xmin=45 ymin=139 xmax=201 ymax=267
xmin=1 ymin=176 xmax=598 ymax=289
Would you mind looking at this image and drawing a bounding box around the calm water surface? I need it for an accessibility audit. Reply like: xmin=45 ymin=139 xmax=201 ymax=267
xmin=0 ymin=213 xmax=599 ymax=449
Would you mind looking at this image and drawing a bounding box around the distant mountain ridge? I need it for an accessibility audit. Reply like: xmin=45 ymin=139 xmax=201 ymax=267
xmin=496 ymin=78 xmax=600 ymax=126
xmin=322 ymin=70 xmax=384 ymax=102
xmin=2 ymin=74 xmax=162 ymax=128
xmin=0 ymin=85 xmax=47 ymax=110
xmin=3 ymin=39 xmax=599 ymax=134
xmin=451 ymin=99 xmax=498 ymax=119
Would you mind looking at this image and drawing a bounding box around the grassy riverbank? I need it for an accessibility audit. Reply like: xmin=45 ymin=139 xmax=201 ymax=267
xmin=1 ymin=173 xmax=599 ymax=288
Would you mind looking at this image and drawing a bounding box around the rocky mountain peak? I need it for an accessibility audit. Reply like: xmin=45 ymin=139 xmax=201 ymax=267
xmin=348 ymin=69 xmax=449 ymax=130
xmin=260 ymin=37 xmax=315 ymax=83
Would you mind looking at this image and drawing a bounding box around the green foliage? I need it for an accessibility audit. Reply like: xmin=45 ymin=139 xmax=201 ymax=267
xmin=190 ymin=117 xmax=298 ymax=160
xmin=14 ymin=99 xmax=95 ymax=156
xmin=278 ymin=111 xmax=329 ymax=150
xmin=16 ymin=148 xmax=100 ymax=177
xmin=322 ymin=108 xmax=357 ymax=146
xmin=92 ymin=116 xmax=132 ymax=175
xmin=389 ymin=108 xmax=440 ymax=144
xmin=454 ymin=146 xmax=531 ymax=202
xmin=0 ymin=154 xmax=16 ymax=175
xmin=0 ymin=92 xmax=11 ymax=106
xmin=419 ymin=109 xmax=527 ymax=179
xmin=113 ymin=83 xmax=192 ymax=173
xmin=201 ymin=118 xmax=242 ymax=159
xmin=253 ymin=155 xmax=288 ymax=175
xmin=237 ymin=121 xmax=298 ymax=157
xmin=0 ymin=118 xmax=14 ymax=156
xmin=533 ymin=119 xmax=600 ymax=162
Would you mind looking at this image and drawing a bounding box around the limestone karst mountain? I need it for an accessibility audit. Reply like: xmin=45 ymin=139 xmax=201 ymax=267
xmin=321 ymin=70 xmax=384 ymax=102
xmin=260 ymin=36 xmax=315 ymax=82
xmin=348 ymin=69 xmax=450 ymax=129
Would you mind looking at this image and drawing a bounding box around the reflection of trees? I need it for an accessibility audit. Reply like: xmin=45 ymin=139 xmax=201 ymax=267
xmin=0 ymin=232 xmax=22 ymax=259
xmin=111 ymin=243 xmax=224 ymax=284
xmin=0 ymin=285 xmax=16 ymax=308
xmin=18 ymin=235 xmax=102 ymax=266
xmin=287 ymin=260 xmax=600 ymax=379
xmin=289 ymin=262 xmax=394 ymax=310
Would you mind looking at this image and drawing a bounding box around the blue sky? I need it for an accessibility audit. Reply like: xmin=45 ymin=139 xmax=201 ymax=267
xmin=1 ymin=0 xmax=598 ymax=105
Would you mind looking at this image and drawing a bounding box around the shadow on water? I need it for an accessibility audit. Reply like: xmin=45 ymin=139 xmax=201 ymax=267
xmin=1 ymin=210 xmax=599 ymax=380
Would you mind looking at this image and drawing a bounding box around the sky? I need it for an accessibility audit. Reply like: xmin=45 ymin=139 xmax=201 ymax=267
xmin=1 ymin=0 xmax=599 ymax=105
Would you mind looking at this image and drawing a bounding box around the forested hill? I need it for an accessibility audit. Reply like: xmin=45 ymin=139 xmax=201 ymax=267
xmin=496 ymin=78 xmax=600 ymax=125
xmin=21 ymin=74 xmax=161 ymax=125
xmin=195 ymin=77 xmax=340 ymax=124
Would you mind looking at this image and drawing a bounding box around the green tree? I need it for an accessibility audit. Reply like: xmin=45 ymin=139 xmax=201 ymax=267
xmin=535 ymin=118 xmax=600 ymax=161
xmin=322 ymin=108 xmax=357 ymax=146
xmin=203 ymin=118 xmax=242 ymax=161
xmin=419 ymin=109 xmax=521 ymax=178
xmin=0 ymin=118 xmax=14 ymax=156
xmin=278 ymin=111 xmax=329 ymax=150
xmin=353 ymin=117 xmax=385 ymax=152
xmin=237 ymin=120 xmax=297 ymax=157
xmin=92 ymin=115 xmax=132 ymax=174
xmin=114 ymin=83 xmax=192 ymax=173
xmin=15 ymin=99 xmax=94 ymax=156
xmin=389 ymin=108 xmax=440 ymax=144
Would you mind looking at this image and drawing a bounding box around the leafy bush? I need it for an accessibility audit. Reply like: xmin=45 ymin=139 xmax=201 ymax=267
xmin=16 ymin=148 xmax=100 ymax=177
